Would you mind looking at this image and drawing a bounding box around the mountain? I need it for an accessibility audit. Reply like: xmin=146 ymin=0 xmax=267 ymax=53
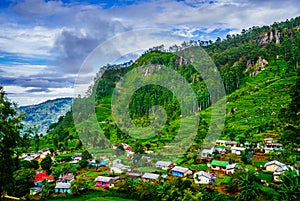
xmin=18 ymin=97 xmax=73 ymax=134
xmin=49 ymin=16 xmax=300 ymax=153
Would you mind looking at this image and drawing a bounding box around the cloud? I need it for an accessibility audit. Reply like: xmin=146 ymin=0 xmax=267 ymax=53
xmin=25 ymin=87 xmax=51 ymax=93
xmin=1 ymin=0 xmax=300 ymax=105
xmin=0 ymin=24 xmax=61 ymax=57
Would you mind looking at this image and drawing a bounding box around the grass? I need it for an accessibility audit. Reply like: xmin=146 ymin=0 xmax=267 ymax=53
xmin=221 ymin=176 xmax=232 ymax=184
xmin=221 ymin=60 xmax=296 ymax=140
xmin=48 ymin=192 xmax=137 ymax=201
xmin=253 ymin=160 xmax=267 ymax=167
xmin=257 ymin=172 xmax=273 ymax=182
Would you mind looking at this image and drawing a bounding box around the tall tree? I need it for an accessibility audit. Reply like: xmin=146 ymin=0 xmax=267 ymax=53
xmin=41 ymin=155 xmax=52 ymax=175
xmin=0 ymin=86 xmax=23 ymax=198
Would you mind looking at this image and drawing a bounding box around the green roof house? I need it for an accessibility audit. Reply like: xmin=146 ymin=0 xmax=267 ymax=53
xmin=210 ymin=160 xmax=229 ymax=172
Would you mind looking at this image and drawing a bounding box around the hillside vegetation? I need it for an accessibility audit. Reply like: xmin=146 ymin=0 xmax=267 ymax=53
xmin=48 ymin=17 xmax=300 ymax=157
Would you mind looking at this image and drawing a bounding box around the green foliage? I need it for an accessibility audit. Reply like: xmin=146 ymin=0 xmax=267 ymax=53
xmin=13 ymin=168 xmax=35 ymax=196
xmin=18 ymin=97 xmax=72 ymax=134
xmin=278 ymin=169 xmax=300 ymax=200
xmin=20 ymin=160 xmax=39 ymax=170
xmin=0 ymin=86 xmax=23 ymax=195
xmin=78 ymin=159 xmax=89 ymax=169
xmin=82 ymin=150 xmax=92 ymax=160
xmin=41 ymin=155 xmax=53 ymax=174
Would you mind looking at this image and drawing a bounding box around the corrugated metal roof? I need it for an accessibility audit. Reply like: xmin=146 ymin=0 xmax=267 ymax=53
xmin=155 ymin=161 xmax=172 ymax=167
xmin=95 ymin=176 xmax=113 ymax=182
xmin=171 ymin=166 xmax=189 ymax=173
xmin=264 ymin=160 xmax=286 ymax=168
xmin=210 ymin=160 xmax=229 ymax=167
xmin=55 ymin=183 xmax=70 ymax=189
xmin=194 ymin=171 xmax=211 ymax=179
xmin=142 ymin=173 xmax=159 ymax=180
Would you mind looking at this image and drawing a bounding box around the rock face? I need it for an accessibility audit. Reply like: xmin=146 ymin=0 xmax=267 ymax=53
xmin=245 ymin=56 xmax=268 ymax=77
xmin=257 ymin=30 xmax=281 ymax=45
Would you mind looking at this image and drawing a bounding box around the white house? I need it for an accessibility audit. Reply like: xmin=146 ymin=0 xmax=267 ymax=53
xmin=193 ymin=171 xmax=213 ymax=184
xmin=230 ymin=147 xmax=246 ymax=155
xmin=200 ymin=148 xmax=214 ymax=159
xmin=226 ymin=163 xmax=237 ymax=175
xmin=264 ymin=160 xmax=286 ymax=172
xmin=110 ymin=159 xmax=130 ymax=174
xmin=155 ymin=161 xmax=174 ymax=170
xmin=141 ymin=173 xmax=160 ymax=181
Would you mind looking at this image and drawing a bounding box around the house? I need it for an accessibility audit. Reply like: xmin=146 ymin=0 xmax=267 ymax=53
xmin=226 ymin=163 xmax=237 ymax=175
xmin=193 ymin=171 xmax=213 ymax=184
xmin=209 ymin=160 xmax=229 ymax=172
xmin=88 ymin=159 xmax=109 ymax=167
xmin=73 ymin=153 xmax=82 ymax=158
xmin=141 ymin=173 xmax=160 ymax=181
xmin=264 ymin=160 xmax=286 ymax=172
xmin=110 ymin=159 xmax=130 ymax=174
xmin=121 ymin=143 xmax=132 ymax=151
xmin=58 ymin=173 xmax=75 ymax=183
xmin=95 ymin=176 xmax=119 ymax=188
xmin=230 ymin=147 xmax=246 ymax=155
xmin=55 ymin=183 xmax=71 ymax=194
xmin=126 ymin=172 xmax=142 ymax=183
xmin=70 ymin=153 xmax=82 ymax=163
xmin=30 ymin=187 xmax=42 ymax=196
xmin=225 ymin=141 xmax=239 ymax=147
xmin=39 ymin=148 xmax=51 ymax=159
xmin=215 ymin=140 xmax=227 ymax=146
xmin=24 ymin=153 xmax=40 ymax=161
xmin=34 ymin=171 xmax=54 ymax=187
xmin=155 ymin=161 xmax=174 ymax=170
xmin=171 ymin=166 xmax=192 ymax=177
xmin=214 ymin=146 xmax=226 ymax=154
xmin=263 ymin=139 xmax=283 ymax=153
xmin=200 ymin=148 xmax=214 ymax=159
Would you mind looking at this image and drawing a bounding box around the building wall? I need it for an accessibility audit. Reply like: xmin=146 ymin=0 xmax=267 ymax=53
xmin=226 ymin=169 xmax=235 ymax=175
xmin=55 ymin=188 xmax=71 ymax=194
xmin=172 ymin=171 xmax=183 ymax=177
xmin=266 ymin=164 xmax=280 ymax=172
xmin=194 ymin=176 xmax=210 ymax=184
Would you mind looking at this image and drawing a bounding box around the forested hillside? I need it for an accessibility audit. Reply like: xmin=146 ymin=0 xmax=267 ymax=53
xmin=49 ymin=16 xmax=300 ymax=157
xmin=18 ymin=98 xmax=73 ymax=134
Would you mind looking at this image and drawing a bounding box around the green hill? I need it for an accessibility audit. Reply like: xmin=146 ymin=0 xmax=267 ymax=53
xmin=18 ymin=97 xmax=73 ymax=135
xmin=47 ymin=16 xmax=300 ymax=155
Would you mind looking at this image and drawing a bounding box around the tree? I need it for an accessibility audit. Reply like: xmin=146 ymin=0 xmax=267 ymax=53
xmin=41 ymin=155 xmax=52 ymax=175
xmin=278 ymin=169 xmax=300 ymax=200
xmin=133 ymin=141 xmax=145 ymax=154
xmin=226 ymin=165 xmax=261 ymax=201
xmin=0 ymin=87 xmax=24 ymax=197
xmin=13 ymin=168 xmax=35 ymax=197
xmin=78 ymin=159 xmax=88 ymax=168
xmin=20 ymin=160 xmax=39 ymax=170
xmin=82 ymin=150 xmax=92 ymax=160
xmin=34 ymin=133 xmax=40 ymax=152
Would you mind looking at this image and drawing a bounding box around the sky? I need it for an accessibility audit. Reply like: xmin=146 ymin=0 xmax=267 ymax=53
xmin=0 ymin=0 xmax=300 ymax=106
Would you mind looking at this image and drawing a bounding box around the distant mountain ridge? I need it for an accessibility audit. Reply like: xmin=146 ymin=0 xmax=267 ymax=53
xmin=18 ymin=97 xmax=73 ymax=134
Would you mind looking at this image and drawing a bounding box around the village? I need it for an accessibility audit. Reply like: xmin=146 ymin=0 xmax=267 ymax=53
xmin=22 ymin=137 xmax=298 ymax=198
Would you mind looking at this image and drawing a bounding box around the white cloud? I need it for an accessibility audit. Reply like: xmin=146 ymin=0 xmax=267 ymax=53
xmin=1 ymin=64 xmax=48 ymax=77
xmin=0 ymin=24 xmax=62 ymax=57
xmin=2 ymin=0 xmax=300 ymax=105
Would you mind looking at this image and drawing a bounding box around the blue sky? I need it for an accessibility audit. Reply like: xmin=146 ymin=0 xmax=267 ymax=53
xmin=0 ymin=0 xmax=300 ymax=105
